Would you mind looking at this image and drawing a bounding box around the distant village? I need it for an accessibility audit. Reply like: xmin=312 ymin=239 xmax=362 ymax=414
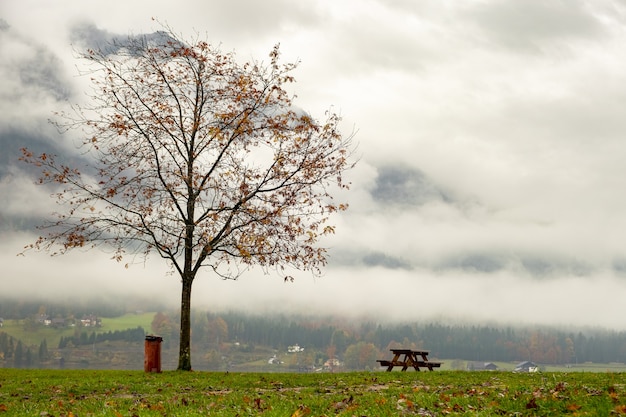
xmin=0 ymin=314 xmax=101 ymax=329
xmin=267 ymin=344 xmax=345 ymax=372
xmin=35 ymin=314 xmax=102 ymax=328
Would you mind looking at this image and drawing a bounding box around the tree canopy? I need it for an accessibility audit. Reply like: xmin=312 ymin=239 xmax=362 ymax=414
xmin=21 ymin=27 xmax=355 ymax=370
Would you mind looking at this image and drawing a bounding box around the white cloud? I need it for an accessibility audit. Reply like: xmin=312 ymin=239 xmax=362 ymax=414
xmin=464 ymin=0 xmax=605 ymax=51
xmin=3 ymin=0 xmax=626 ymax=330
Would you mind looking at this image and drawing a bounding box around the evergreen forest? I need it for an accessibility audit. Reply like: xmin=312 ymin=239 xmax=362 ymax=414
xmin=1 ymin=297 xmax=626 ymax=369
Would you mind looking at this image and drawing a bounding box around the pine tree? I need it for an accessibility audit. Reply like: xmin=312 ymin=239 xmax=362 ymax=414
xmin=38 ymin=339 xmax=49 ymax=362
xmin=14 ymin=341 xmax=24 ymax=368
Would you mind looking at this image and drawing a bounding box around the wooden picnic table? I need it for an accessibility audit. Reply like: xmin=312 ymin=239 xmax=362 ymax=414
xmin=377 ymin=349 xmax=442 ymax=372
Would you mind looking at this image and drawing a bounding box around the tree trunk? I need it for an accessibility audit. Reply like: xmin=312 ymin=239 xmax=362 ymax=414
xmin=178 ymin=276 xmax=193 ymax=370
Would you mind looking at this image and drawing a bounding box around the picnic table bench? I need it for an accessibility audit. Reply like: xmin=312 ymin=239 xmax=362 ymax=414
xmin=377 ymin=349 xmax=442 ymax=372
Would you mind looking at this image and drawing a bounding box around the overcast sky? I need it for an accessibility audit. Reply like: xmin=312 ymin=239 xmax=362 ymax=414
xmin=2 ymin=0 xmax=626 ymax=330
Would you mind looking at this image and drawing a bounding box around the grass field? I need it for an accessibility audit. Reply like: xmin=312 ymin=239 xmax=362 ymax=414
xmin=0 ymin=369 xmax=625 ymax=416
xmin=97 ymin=312 xmax=155 ymax=333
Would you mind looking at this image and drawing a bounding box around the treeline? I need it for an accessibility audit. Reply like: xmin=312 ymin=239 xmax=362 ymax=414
xmin=1 ymin=327 xmax=145 ymax=368
xmin=175 ymin=311 xmax=626 ymax=365
xmin=0 ymin=332 xmax=50 ymax=368
xmin=393 ymin=324 xmax=626 ymax=365
xmin=3 ymin=295 xmax=626 ymax=367
xmin=58 ymin=327 xmax=145 ymax=348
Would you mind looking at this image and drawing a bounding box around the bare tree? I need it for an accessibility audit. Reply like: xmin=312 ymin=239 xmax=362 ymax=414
xmin=21 ymin=28 xmax=355 ymax=370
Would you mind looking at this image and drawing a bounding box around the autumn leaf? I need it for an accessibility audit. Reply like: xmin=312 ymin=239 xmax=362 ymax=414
xmin=0 ymin=404 xmax=8 ymax=412
xmin=149 ymin=403 xmax=165 ymax=411
xmin=332 ymin=395 xmax=354 ymax=410
xmin=526 ymin=397 xmax=538 ymax=409
xmin=566 ymin=403 xmax=582 ymax=411
xmin=290 ymin=405 xmax=311 ymax=417
xmin=397 ymin=397 xmax=415 ymax=412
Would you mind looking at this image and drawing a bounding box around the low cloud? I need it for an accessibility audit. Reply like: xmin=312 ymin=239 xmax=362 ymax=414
xmin=362 ymin=251 xmax=412 ymax=270
xmin=370 ymin=165 xmax=451 ymax=207
xmin=4 ymin=0 xmax=626 ymax=331
xmin=69 ymin=22 xmax=180 ymax=56
xmin=436 ymin=251 xmax=595 ymax=279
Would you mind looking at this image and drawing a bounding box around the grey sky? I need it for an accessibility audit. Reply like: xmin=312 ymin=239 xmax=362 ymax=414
xmin=2 ymin=0 xmax=626 ymax=329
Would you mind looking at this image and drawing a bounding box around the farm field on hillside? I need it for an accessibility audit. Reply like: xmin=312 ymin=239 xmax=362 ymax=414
xmin=0 ymin=369 xmax=625 ymax=416
xmin=97 ymin=312 xmax=155 ymax=333
xmin=0 ymin=312 xmax=155 ymax=348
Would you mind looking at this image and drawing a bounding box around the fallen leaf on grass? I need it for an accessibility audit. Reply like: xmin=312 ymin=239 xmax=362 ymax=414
xmin=290 ymin=405 xmax=311 ymax=417
xmin=0 ymin=404 xmax=7 ymax=412
xmin=253 ymin=397 xmax=270 ymax=411
xmin=397 ymin=397 xmax=414 ymax=410
xmin=526 ymin=398 xmax=538 ymax=409
xmin=566 ymin=403 xmax=582 ymax=411
xmin=332 ymin=395 xmax=353 ymax=410
xmin=149 ymin=402 xmax=165 ymax=411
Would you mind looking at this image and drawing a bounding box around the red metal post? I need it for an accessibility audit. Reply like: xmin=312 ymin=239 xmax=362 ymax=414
xmin=144 ymin=335 xmax=163 ymax=373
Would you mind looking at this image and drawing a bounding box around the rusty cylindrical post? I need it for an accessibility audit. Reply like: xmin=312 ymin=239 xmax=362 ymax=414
xmin=144 ymin=335 xmax=163 ymax=373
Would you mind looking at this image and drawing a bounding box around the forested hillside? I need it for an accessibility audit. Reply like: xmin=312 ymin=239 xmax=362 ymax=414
xmin=2 ymin=297 xmax=626 ymax=370
xmin=211 ymin=311 xmax=626 ymax=365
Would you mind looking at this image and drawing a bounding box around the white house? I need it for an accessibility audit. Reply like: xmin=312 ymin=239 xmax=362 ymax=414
xmin=514 ymin=361 xmax=538 ymax=373
xmin=268 ymin=355 xmax=282 ymax=365
xmin=287 ymin=344 xmax=304 ymax=353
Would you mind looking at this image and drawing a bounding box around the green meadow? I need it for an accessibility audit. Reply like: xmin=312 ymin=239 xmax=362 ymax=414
xmin=1 ymin=369 xmax=625 ymax=416
xmin=0 ymin=312 xmax=155 ymax=348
